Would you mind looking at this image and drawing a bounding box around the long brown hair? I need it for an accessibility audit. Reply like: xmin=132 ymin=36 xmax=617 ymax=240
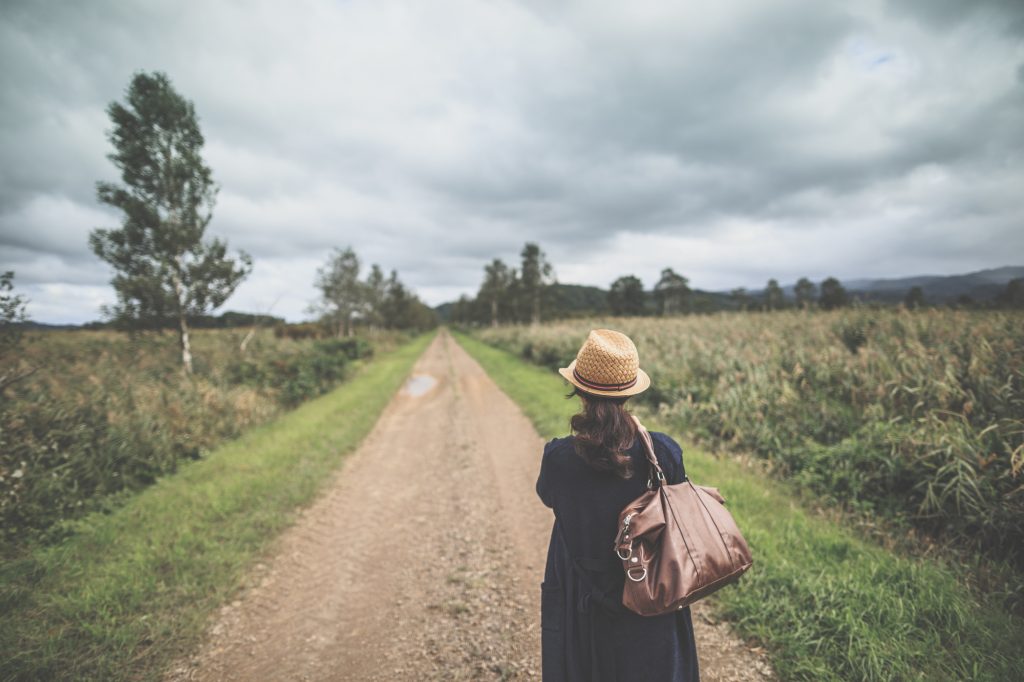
xmin=568 ymin=387 xmax=638 ymax=479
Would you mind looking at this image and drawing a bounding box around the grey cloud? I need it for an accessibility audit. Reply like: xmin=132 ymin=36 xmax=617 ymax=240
xmin=886 ymin=0 xmax=1024 ymax=36
xmin=409 ymin=1 xmax=1022 ymax=248
xmin=1 ymin=0 xmax=1022 ymax=321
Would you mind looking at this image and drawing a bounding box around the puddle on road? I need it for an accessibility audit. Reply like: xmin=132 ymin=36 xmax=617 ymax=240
xmin=402 ymin=373 xmax=437 ymax=397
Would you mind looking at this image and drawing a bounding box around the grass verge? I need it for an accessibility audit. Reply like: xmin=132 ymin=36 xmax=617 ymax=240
xmin=454 ymin=331 xmax=1024 ymax=682
xmin=0 ymin=331 xmax=434 ymax=682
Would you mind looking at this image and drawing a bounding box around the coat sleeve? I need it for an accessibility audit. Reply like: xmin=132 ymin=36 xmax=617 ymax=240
xmin=652 ymin=432 xmax=685 ymax=485
xmin=536 ymin=439 xmax=562 ymax=509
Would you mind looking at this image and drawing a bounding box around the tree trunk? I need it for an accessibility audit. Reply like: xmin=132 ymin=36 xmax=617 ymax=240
xmin=239 ymin=326 xmax=256 ymax=354
xmin=490 ymin=299 xmax=498 ymax=327
xmin=170 ymin=268 xmax=193 ymax=374
xmin=178 ymin=312 xmax=193 ymax=374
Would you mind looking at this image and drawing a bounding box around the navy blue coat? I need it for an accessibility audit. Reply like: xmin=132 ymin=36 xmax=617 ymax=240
xmin=538 ymin=431 xmax=700 ymax=682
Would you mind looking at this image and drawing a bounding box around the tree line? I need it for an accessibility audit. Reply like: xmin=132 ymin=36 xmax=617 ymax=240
xmin=448 ymin=243 xmax=556 ymax=326
xmin=308 ymin=246 xmax=436 ymax=336
xmin=606 ymin=274 xmax=895 ymax=315
xmin=450 ymin=249 xmax=1024 ymax=325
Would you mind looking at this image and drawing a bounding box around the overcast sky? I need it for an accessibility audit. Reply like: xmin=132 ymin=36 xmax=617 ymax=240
xmin=2 ymin=0 xmax=1022 ymax=323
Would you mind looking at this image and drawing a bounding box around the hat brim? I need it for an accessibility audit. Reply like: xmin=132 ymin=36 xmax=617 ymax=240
xmin=558 ymin=359 xmax=651 ymax=398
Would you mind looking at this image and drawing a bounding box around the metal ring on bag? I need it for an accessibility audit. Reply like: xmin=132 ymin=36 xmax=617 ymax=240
xmin=616 ymin=545 xmax=633 ymax=561
xmin=626 ymin=566 xmax=647 ymax=582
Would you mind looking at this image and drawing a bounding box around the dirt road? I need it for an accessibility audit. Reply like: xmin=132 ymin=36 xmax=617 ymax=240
xmin=169 ymin=331 xmax=774 ymax=681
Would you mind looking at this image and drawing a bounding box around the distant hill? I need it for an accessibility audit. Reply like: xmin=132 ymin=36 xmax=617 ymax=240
xmin=548 ymin=283 xmax=609 ymax=316
xmin=776 ymin=265 xmax=1024 ymax=305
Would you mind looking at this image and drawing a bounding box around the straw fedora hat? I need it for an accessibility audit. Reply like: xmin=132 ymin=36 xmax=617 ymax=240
xmin=558 ymin=329 xmax=651 ymax=398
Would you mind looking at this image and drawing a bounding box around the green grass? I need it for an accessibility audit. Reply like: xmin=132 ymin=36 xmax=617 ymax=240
xmin=454 ymin=331 xmax=1024 ymax=682
xmin=0 ymin=331 xmax=434 ymax=682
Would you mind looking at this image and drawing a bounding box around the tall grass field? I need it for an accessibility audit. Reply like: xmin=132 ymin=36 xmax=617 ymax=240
xmin=470 ymin=308 xmax=1024 ymax=597
xmin=454 ymin=330 xmax=1024 ymax=682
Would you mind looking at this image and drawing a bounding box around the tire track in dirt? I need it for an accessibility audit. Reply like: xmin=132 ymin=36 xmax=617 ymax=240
xmin=168 ymin=330 xmax=773 ymax=681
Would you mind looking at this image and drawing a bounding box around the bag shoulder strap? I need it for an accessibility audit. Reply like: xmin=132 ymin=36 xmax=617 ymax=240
xmin=631 ymin=416 xmax=666 ymax=488
xmin=630 ymin=416 xmax=690 ymax=484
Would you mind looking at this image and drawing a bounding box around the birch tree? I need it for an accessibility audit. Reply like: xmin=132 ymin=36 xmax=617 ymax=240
xmin=794 ymin=277 xmax=817 ymax=310
xmin=519 ymin=243 xmax=554 ymax=325
xmin=608 ymin=275 xmax=645 ymax=316
xmin=89 ymin=71 xmax=251 ymax=373
xmin=654 ymin=268 xmax=690 ymax=315
xmin=312 ymin=247 xmax=365 ymax=337
xmin=478 ymin=258 xmax=512 ymax=326
xmin=764 ymin=278 xmax=786 ymax=311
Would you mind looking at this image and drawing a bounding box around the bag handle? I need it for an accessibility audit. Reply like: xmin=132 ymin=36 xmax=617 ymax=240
xmin=631 ymin=416 xmax=666 ymax=489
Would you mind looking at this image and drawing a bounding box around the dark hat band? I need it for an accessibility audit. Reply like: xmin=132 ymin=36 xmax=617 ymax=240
xmin=572 ymin=367 xmax=638 ymax=392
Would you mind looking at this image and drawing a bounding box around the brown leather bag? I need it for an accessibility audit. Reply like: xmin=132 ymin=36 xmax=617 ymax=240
xmin=614 ymin=418 xmax=753 ymax=616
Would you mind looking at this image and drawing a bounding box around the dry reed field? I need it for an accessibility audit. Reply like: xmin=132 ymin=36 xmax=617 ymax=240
xmin=474 ymin=308 xmax=1024 ymax=605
